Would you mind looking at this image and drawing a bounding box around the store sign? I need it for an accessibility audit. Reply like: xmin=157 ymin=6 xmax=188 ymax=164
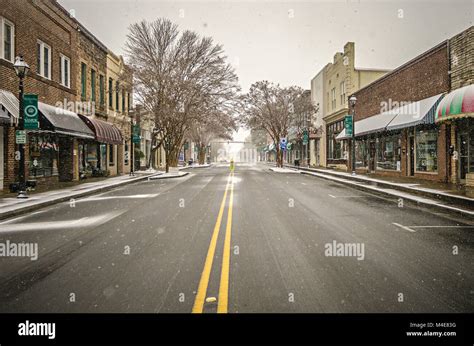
xmin=23 ymin=94 xmax=39 ymax=130
xmin=15 ymin=130 xmax=27 ymax=144
xmin=344 ymin=115 xmax=353 ymax=137
xmin=132 ymin=125 xmax=140 ymax=144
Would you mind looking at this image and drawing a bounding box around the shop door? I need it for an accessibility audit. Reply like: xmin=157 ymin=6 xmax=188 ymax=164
xmin=409 ymin=136 xmax=415 ymax=176
xmin=369 ymin=140 xmax=376 ymax=172
xmin=459 ymin=132 xmax=472 ymax=181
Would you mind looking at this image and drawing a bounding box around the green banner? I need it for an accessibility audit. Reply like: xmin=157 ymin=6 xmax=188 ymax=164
xmin=23 ymin=94 xmax=39 ymax=130
xmin=132 ymin=125 xmax=140 ymax=144
xmin=344 ymin=115 xmax=353 ymax=137
xmin=303 ymin=130 xmax=309 ymax=145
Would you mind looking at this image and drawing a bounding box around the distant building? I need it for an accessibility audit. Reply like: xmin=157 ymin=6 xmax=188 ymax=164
xmin=310 ymin=42 xmax=390 ymax=169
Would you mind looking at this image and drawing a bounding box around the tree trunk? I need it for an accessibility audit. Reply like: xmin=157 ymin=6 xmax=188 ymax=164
xmin=168 ymin=147 xmax=179 ymax=167
xmin=148 ymin=147 xmax=157 ymax=169
xmin=276 ymin=147 xmax=282 ymax=167
xmin=198 ymin=147 xmax=206 ymax=165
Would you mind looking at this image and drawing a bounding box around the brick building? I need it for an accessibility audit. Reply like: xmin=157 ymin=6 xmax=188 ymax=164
xmin=0 ymin=0 xmax=95 ymax=191
xmin=339 ymin=26 xmax=473 ymax=185
xmin=0 ymin=0 xmax=136 ymax=192
xmin=436 ymin=26 xmax=474 ymax=186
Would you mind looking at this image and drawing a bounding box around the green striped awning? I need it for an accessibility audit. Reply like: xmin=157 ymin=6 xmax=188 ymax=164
xmin=435 ymin=84 xmax=474 ymax=122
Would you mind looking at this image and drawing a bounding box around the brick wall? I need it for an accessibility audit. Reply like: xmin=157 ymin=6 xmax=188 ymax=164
xmin=76 ymin=31 xmax=108 ymax=117
xmin=0 ymin=0 xmax=79 ymax=188
xmin=353 ymin=42 xmax=449 ymax=120
xmin=450 ymin=26 xmax=474 ymax=90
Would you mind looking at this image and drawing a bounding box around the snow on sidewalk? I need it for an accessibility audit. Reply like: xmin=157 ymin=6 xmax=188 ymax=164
xmin=269 ymin=167 xmax=301 ymax=174
xmin=0 ymin=171 xmax=163 ymax=220
xmin=147 ymin=171 xmax=189 ymax=180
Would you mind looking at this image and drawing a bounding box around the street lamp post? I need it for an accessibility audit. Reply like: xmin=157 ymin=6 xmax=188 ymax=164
xmin=130 ymin=114 xmax=135 ymax=176
xmin=349 ymin=95 xmax=357 ymax=176
xmin=13 ymin=55 xmax=30 ymax=199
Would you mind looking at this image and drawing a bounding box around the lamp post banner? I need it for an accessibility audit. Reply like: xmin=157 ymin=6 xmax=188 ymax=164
xmin=344 ymin=115 xmax=353 ymax=137
xmin=23 ymin=94 xmax=39 ymax=130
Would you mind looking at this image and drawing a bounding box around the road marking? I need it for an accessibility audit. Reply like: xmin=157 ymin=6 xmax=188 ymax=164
xmin=218 ymin=172 xmax=234 ymax=313
xmin=392 ymin=223 xmax=416 ymax=233
xmin=75 ymin=194 xmax=159 ymax=202
xmin=0 ymin=211 xmax=126 ymax=233
xmin=192 ymin=173 xmax=232 ymax=313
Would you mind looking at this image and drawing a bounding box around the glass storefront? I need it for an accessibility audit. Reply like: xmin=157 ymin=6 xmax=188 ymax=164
xmin=327 ymin=120 xmax=345 ymax=160
xmin=459 ymin=123 xmax=474 ymax=181
xmin=376 ymin=133 xmax=401 ymax=171
xmin=28 ymin=133 xmax=58 ymax=178
xmin=79 ymin=142 xmax=108 ymax=175
xmin=415 ymin=128 xmax=438 ymax=173
xmin=355 ymin=139 xmax=369 ymax=169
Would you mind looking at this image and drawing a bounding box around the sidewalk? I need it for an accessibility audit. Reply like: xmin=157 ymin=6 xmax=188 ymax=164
xmin=0 ymin=170 xmax=164 ymax=221
xmin=265 ymin=163 xmax=474 ymax=217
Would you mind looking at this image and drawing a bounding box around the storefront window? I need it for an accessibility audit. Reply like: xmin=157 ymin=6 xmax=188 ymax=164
xmin=109 ymin=144 xmax=114 ymax=165
xmin=415 ymin=128 xmax=438 ymax=173
xmin=355 ymin=139 xmax=369 ymax=168
xmin=376 ymin=133 xmax=401 ymax=171
xmin=327 ymin=120 xmax=344 ymax=160
xmin=79 ymin=142 xmax=100 ymax=173
xmin=100 ymin=144 xmax=107 ymax=170
xmin=28 ymin=134 xmax=58 ymax=178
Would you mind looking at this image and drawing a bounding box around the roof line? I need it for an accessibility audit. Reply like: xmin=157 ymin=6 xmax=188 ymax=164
xmin=52 ymin=0 xmax=108 ymax=53
xmin=351 ymin=40 xmax=448 ymax=97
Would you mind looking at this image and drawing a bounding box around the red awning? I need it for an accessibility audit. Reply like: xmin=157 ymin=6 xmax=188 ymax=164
xmin=78 ymin=115 xmax=123 ymax=145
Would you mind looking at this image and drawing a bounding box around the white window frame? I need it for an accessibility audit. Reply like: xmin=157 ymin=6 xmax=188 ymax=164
xmin=60 ymin=54 xmax=71 ymax=88
xmin=37 ymin=40 xmax=51 ymax=80
xmin=0 ymin=17 xmax=15 ymax=63
xmin=340 ymin=81 xmax=346 ymax=105
xmin=331 ymin=88 xmax=336 ymax=109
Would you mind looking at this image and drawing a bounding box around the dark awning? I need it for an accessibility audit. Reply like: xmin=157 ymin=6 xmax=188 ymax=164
xmin=0 ymin=89 xmax=19 ymax=126
xmin=38 ymin=102 xmax=95 ymax=139
xmin=78 ymin=114 xmax=123 ymax=145
xmin=337 ymin=93 xmax=444 ymax=139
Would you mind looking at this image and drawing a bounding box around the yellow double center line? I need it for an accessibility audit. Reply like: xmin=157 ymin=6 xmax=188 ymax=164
xmin=192 ymin=172 xmax=235 ymax=313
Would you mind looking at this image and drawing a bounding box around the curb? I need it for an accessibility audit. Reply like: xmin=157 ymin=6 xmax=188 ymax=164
xmin=180 ymin=165 xmax=212 ymax=170
xmin=0 ymin=172 xmax=163 ymax=221
xmin=281 ymin=164 xmax=474 ymax=209
xmin=147 ymin=172 xmax=190 ymax=180
xmin=298 ymin=170 xmax=474 ymax=219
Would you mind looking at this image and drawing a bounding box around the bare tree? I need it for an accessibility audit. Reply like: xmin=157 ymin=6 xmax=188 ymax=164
xmin=189 ymin=108 xmax=236 ymax=164
xmin=239 ymin=81 xmax=316 ymax=167
xmin=125 ymin=18 xmax=239 ymax=172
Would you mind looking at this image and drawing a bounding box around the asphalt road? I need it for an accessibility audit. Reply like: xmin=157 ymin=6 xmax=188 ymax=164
xmin=0 ymin=163 xmax=472 ymax=313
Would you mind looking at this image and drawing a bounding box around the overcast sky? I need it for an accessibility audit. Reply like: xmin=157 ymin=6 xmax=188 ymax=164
xmin=59 ymin=0 xmax=472 ymax=92
xmin=58 ymin=0 xmax=472 ymax=143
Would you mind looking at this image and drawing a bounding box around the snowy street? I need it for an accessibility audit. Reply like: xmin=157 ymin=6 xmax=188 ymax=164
xmin=0 ymin=164 xmax=472 ymax=313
